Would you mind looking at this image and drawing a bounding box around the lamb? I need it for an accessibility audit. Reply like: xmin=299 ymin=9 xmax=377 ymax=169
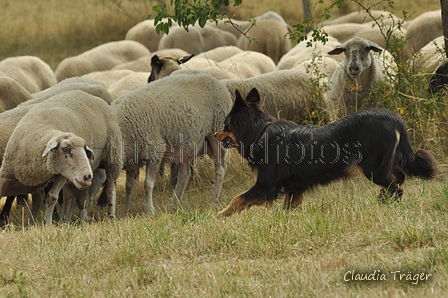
xmin=0 ymin=77 xmax=114 ymax=225
xmin=0 ymin=90 xmax=122 ymax=225
xmin=125 ymin=19 xmax=165 ymax=52
xmin=54 ymin=40 xmax=151 ymax=82
xmin=158 ymin=25 xmax=238 ymax=55
xmin=0 ymin=76 xmax=32 ymax=112
xmin=326 ymin=37 xmax=395 ymax=120
xmin=112 ymin=71 xmax=232 ymax=214
xmin=223 ymin=69 xmax=327 ymax=122
xmin=0 ymin=56 xmax=57 ymax=93
xmin=237 ymin=18 xmax=292 ymax=64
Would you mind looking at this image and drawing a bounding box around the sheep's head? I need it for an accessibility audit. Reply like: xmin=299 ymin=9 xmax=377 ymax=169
xmin=328 ymin=37 xmax=382 ymax=78
xmin=148 ymin=54 xmax=194 ymax=83
xmin=42 ymin=133 xmax=95 ymax=190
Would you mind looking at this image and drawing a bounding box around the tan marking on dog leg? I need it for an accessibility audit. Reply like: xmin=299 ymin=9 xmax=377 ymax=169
xmin=252 ymin=168 xmax=258 ymax=182
xmin=344 ymin=164 xmax=363 ymax=177
xmin=219 ymin=194 xmax=273 ymax=216
xmin=219 ymin=195 xmax=246 ymax=216
xmin=283 ymin=192 xmax=304 ymax=209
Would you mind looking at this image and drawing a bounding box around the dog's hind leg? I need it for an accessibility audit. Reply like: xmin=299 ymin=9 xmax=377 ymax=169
xmin=368 ymin=173 xmax=403 ymax=203
xmin=283 ymin=190 xmax=305 ymax=209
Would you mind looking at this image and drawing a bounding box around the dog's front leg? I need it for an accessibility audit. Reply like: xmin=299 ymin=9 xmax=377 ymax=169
xmin=283 ymin=190 xmax=305 ymax=209
xmin=218 ymin=184 xmax=277 ymax=216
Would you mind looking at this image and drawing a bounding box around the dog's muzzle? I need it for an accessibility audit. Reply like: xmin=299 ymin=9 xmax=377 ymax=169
xmin=214 ymin=131 xmax=236 ymax=149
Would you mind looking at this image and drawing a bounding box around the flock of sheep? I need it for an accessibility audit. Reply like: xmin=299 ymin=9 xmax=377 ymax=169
xmin=0 ymin=8 xmax=444 ymax=226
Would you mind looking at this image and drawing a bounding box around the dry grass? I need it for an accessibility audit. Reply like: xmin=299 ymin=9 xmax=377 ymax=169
xmin=1 ymin=0 xmax=448 ymax=297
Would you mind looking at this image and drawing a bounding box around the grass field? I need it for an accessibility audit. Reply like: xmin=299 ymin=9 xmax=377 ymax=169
xmin=1 ymin=0 xmax=448 ymax=297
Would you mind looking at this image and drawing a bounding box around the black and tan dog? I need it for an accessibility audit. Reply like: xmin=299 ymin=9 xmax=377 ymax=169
xmin=214 ymin=88 xmax=439 ymax=216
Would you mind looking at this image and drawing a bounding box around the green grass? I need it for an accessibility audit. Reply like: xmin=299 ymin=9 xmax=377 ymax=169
xmin=1 ymin=157 xmax=448 ymax=297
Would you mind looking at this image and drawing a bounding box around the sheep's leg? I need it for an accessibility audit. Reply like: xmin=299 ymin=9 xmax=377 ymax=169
xmin=171 ymin=161 xmax=191 ymax=207
xmin=29 ymin=190 xmax=45 ymax=226
xmin=60 ymin=185 xmax=76 ymax=224
xmin=125 ymin=169 xmax=138 ymax=213
xmin=207 ymin=136 xmax=227 ymax=203
xmin=77 ymin=169 xmax=106 ymax=220
xmin=104 ymin=177 xmax=117 ymax=219
xmin=0 ymin=196 xmax=16 ymax=226
xmin=43 ymin=176 xmax=67 ymax=226
xmin=144 ymin=163 xmax=159 ymax=214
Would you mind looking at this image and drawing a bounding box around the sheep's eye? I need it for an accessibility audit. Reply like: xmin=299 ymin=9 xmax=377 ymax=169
xmin=62 ymin=147 xmax=71 ymax=154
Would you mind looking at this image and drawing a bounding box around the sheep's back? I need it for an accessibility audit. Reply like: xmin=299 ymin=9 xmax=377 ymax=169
xmin=113 ymin=72 xmax=232 ymax=163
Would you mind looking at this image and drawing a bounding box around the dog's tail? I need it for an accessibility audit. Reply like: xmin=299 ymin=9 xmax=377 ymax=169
xmin=396 ymin=129 xmax=438 ymax=180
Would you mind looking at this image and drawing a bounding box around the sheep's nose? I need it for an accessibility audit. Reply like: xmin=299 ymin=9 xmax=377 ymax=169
xmin=84 ymin=173 xmax=92 ymax=182
xmin=349 ymin=66 xmax=359 ymax=72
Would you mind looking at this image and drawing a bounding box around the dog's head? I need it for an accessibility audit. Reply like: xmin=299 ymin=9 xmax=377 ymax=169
xmin=214 ymin=88 xmax=264 ymax=149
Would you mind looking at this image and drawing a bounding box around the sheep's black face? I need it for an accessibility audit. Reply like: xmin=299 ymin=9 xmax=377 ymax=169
xmin=429 ymin=62 xmax=448 ymax=95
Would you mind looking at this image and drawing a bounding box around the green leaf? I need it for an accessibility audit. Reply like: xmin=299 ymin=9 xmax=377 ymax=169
xmin=152 ymin=5 xmax=162 ymax=13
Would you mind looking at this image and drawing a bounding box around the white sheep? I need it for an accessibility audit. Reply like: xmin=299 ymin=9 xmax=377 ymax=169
xmin=158 ymin=25 xmax=238 ymax=55
xmin=322 ymin=10 xmax=403 ymax=26
xmin=108 ymin=72 xmax=150 ymax=99
xmin=112 ymin=71 xmax=232 ymax=214
xmin=0 ymin=76 xmax=32 ymax=112
xmin=410 ymin=35 xmax=445 ymax=72
xmin=82 ymin=69 xmax=134 ymax=89
xmin=326 ymin=37 xmax=395 ymax=120
xmin=150 ymin=51 xmax=275 ymax=81
xmin=206 ymin=18 xmax=252 ymax=39
xmin=54 ymin=40 xmax=151 ymax=82
xmin=320 ymin=21 xmax=406 ymax=50
xmin=0 ymin=56 xmax=57 ymax=93
xmin=0 ymin=77 xmax=114 ymax=225
xmin=223 ymin=69 xmax=327 ymax=122
xmin=0 ymin=90 xmax=122 ymax=225
xmin=277 ymin=36 xmax=343 ymax=70
xmin=237 ymin=18 xmax=292 ymax=64
xmin=403 ymin=10 xmax=442 ymax=60
xmin=195 ymin=46 xmax=243 ymax=62
xmin=112 ymin=48 xmax=192 ymax=72
xmin=125 ymin=19 xmax=165 ymax=52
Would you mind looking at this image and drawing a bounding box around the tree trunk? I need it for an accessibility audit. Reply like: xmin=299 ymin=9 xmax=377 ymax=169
xmin=303 ymin=0 xmax=313 ymax=33
xmin=440 ymin=0 xmax=448 ymax=56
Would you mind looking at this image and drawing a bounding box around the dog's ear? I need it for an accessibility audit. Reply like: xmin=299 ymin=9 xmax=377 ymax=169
xmin=245 ymin=88 xmax=261 ymax=105
xmin=234 ymin=89 xmax=247 ymax=108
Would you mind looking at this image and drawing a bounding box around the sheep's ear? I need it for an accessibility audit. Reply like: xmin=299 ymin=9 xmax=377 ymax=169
xmin=85 ymin=146 xmax=95 ymax=161
xmin=150 ymin=55 xmax=162 ymax=68
xmin=368 ymin=44 xmax=383 ymax=53
xmin=177 ymin=54 xmax=194 ymax=65
xmin=328 ymin=46 xmax=345 ymax=55
xmin=245 ymin=88 xmax=261 ymax=105
xmin=43 ymin=138 xmax=59 ymax=157
xmin=234 ymin=89 xmax=246 ymax=108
